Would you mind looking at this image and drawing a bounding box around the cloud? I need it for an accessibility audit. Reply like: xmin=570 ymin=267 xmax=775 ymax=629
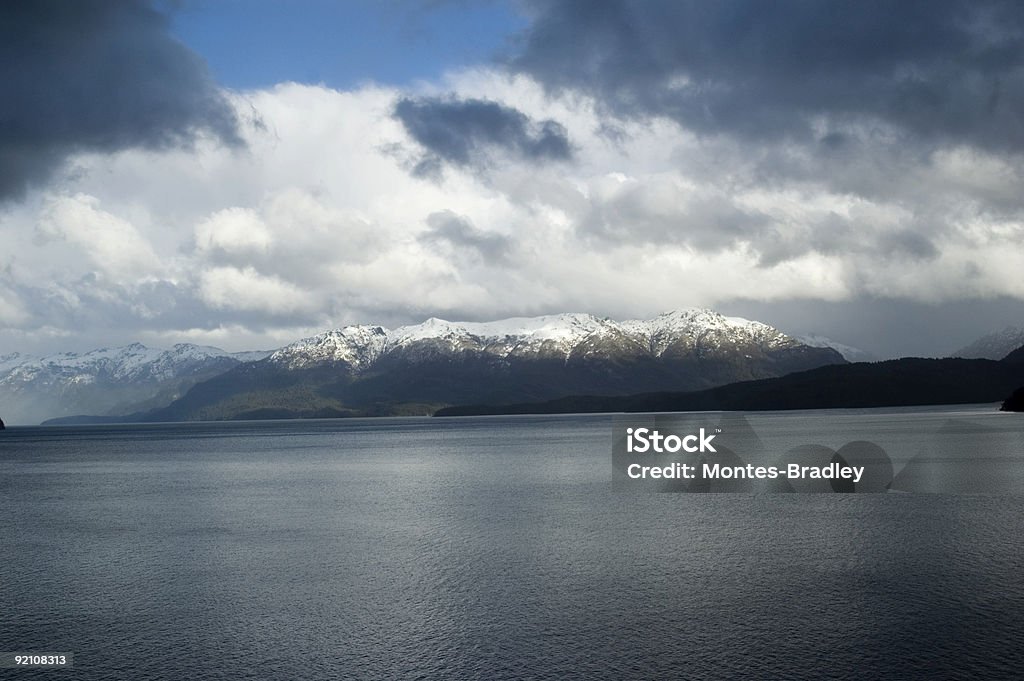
xmin=420 ymin=210 xmax=512 ymax=264
xmin=0 ymin=0 xmax=240 ymax=201
xmin=578 ymin=173 xmax=772 ymax=252
xmin=3 ymin=73 xmax=1024 ymax=359
xmin=719 ymin=296 xmax=1024 ymax=359
xmin=0 ymin=284 xmax=29 ymax=326
xmin=512 ymin=0 xmax=1024 ymax=152
xmin=192 ymin=188 xmax=390 ymax=293
xmin=195 ymin=207 xmax=273 ymax=258
xmin=35 ymin=193 xmax=163 ymax=281
xmin=393 ymin=95 xmax=572 ymax=175
xmin=199 ymin=266 xmax=318 ymax=317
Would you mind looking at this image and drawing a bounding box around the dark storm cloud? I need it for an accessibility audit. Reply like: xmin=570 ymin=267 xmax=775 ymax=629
xmin=512 ymin=0 xmax=1024 ymax=150
xmin=393 ymin=96 xmax=571 ymax=175
xmin=420 ymin=210 xmax=512 ymax=264
xmin=0 ymin=0 xmax=241 ymax=201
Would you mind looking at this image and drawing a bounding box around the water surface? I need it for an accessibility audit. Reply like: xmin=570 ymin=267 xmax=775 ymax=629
xmin=2 ymin=409 xmax=1023 ymax=679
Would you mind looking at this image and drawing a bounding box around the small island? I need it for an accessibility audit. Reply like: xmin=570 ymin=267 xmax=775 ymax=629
xmin=1001 ymin=387 xmax=1024 ymax=412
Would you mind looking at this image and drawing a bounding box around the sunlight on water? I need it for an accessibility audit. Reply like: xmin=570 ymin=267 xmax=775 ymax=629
xmin=2 ymin=409 xmax=1023 ymax=679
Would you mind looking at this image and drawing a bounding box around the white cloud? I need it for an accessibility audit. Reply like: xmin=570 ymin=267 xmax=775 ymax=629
xmin=2 ymin=70 xmax=1024 ymax=356
xmin=195 ymin=207 xmax=273 ymax=256
xmin=0 ymin=285 xmax=29 ymax=325
xmin=34 ymin=193 xmax=163 ymax=282
xmin=198 ymin=266 xmax=318 ymax=316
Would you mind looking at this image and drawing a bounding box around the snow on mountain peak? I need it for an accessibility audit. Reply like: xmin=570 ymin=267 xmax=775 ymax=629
xmin=1 ymin=343 xmax=251 ymax=384
xmin=270 ymin=325 xmax=389 ymax=370
xmin=953 ymin=326 xmax=1024 ymax=360
xmin=1 ymin=309 xmax=835 ymax=386
xmin=795 ymin=335 xmax=873 ymax=362
xmin=383 ymin=313 xmax=629 ymax=359
xmin=271 ymin=309 xmax=821 ymax=368
xmin=0 ymin=352 xmax=30 ymax=375
xmin=620 ymin=308 xmax=793 ymax=356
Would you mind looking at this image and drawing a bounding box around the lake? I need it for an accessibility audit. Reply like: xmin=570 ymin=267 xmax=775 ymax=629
xmin=2 ymin=408 xmax=1024 ymax=679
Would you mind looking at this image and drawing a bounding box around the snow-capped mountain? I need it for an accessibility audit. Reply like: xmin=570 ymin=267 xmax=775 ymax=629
xmin=271 ymin=313 xmax=632 ymax=369
xmin=272 ymin=309 xmax=814 ymax=370
xmin=953 ymin=327 xmax=1024 ymax=360
xmin=623 ymin=309 xmax=796 ymax=356
xmin=795 ymin=334 xmax=874 ymax=363
xmin=0 ymin=343 xmax=271 ymax=425
xmin=389 ymin=313 xmax=625 ymax=359
xmin=138 ymin=309 xmax=845 ymax=422
xmin=5 ymin=309 xmax=848 ymax=424
xmin=0 ymin=352 xmax=30 ymax=375
xmin=270 ymin=326 xmax=389 ymax=370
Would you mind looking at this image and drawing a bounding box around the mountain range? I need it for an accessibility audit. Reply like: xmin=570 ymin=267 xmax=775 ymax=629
xmin=9 ymin=308 xmax=842 ymax=425
xmin=795 ymin=334 xmax=874 ymax=362
xmin=129 ymin=309 xmax=847 ymax=423
xmin=437 ymin=356 xmax=1024 ymax=416
xmin=953 ymin=327 xmax=1024 ymax=360
xmin=0 ymin=344 xmax=270 ymax=425
xmin=5 ymin=309 xmax=1024 ymax=425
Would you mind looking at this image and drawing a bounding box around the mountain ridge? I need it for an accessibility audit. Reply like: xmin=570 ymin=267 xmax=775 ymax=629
xmin=270 ymin=309 xmax=803 ymax=367
xmin=0 ymin=343 xmax=272 ymax=425
xmin=794 ymin=334 xmax=874 ymax=362
xmin=39 ymin=308 xmax=847 ymax=424
xmin=953 ymin=326 xmax=1024 ymax=360
xmin=126 ymin=309 xmax=845 ymax=422
xmin=435 ymin=356 xmax=1024 ymax=417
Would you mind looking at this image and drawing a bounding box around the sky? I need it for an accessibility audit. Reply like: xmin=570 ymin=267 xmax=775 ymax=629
xmin=3 ymin=0 xmax=1024 ymax=359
